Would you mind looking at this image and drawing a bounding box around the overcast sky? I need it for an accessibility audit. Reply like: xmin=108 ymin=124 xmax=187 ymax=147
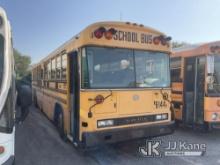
xmin=1 ymin=0 xmax=220 ymax=63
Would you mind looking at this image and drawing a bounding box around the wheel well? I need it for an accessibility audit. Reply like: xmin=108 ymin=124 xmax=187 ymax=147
xmin=53 ymin=103 xmax=64 ymax=126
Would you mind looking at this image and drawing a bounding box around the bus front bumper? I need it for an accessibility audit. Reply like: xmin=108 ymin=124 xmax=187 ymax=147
xmin=82 ymin=121 xmax=175 ymax=147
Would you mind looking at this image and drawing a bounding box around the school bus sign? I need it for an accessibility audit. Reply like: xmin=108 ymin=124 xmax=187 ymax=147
xmin=91 ymin=26 xmax=172 ymax=47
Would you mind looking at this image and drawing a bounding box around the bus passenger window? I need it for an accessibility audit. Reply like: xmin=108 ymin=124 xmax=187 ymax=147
xmin=171 ymin=68 xmax=181 ymax=82
xmin=171 ymin=57 xmax=182 ymax=82
xmin=56 ymin=56 xmax=61 ymax=79
xmin=33 ymin=69 xmax=36 ymax=81
xmin=40 ymin=68 xmax=43 ymax=80
xmin=47 ymin=61 xmax=51 ymax=80
xmin=44 ymin=63 xmax=48 ymax=80
xmin=61 ymin=54 xmax=67 ymax=80
xmin=38 ymin=66 xmax=41 ymax=80
xmin=51 ymin=58 xmax=56 ymax=79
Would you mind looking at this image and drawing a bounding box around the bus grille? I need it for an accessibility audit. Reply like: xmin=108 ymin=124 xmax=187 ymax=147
xmin=97 ymin=113 xmax=168 ymax=128
xmin=113 ymin=114 xmax=167 ymax=126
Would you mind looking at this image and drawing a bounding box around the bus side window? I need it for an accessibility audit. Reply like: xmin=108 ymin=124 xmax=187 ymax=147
xmin=40 ymin=66 xmax=44 ymax=87
xmin=40 ymin=68 xmax=44 ymax=80
xmin=36 ymin=67 xmax=38 ymax=80
xmin=36 ymin=66 xmax=42 ymax=86
xmin=35 ymin=69 xmax=37 ymax=81
xmin=61 ymin=54 xmax=67 ymax=80
xmin=171 ymin=57 xmax=182 ymax=82
xmin=44 ymin=63 xmax=48 ymax=80
xmin=32 ymin=69 xmax=34 ymax=81
xmin=51 ymin=58 xmax=56 ymax=80
xmin=56 ymin=55 xmax=61 ymax=80
xmin=47 ymin=61 xmax=51 ymax=80
xmin=39 ymin=66 xmax=41 ymax=85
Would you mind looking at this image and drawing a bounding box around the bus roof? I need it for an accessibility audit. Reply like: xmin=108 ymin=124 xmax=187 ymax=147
xmin=172 ymin=41 xmax=220 ymax=58
xmin=35 ymin=21 xmax=172 ymax=67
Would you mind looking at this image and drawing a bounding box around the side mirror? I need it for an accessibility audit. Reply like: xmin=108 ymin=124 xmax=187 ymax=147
xmin=17 ymin=85 xmax=32 ymax=121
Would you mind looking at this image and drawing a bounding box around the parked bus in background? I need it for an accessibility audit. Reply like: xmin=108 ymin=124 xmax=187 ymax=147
xmin=0 ymin=7 xmax=15 ymax=165
xmin=32 ymin=21 xmax=174 ymax=148
xmin=171 ymin=41 xmax=220 ymax=131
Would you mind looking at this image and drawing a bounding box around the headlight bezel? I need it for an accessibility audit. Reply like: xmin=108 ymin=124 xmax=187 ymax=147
xmin=97 ymin=113 xmax=169 ymax=128
xmin=97 ymin=119 xmax=114 ymax=128
xmin=155 ymin=113 xmax=168 ymax=121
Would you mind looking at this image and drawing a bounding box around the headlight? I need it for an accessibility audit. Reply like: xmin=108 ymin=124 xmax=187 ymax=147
xmin=156 ymin=113 xmax=168 ymax=120
xmin=162 ymin=114 xmax=168 ymax=120
xmin=156 ymin=114 xmax=162 ymax=120
xmin=97 ymin=120 xmax=114 ymax=128
xmin=212 ymin=113 xmax=218 ymax=120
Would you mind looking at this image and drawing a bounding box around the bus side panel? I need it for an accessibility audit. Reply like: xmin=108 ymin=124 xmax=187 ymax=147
xmin=204 ymin=97 xmax=220 ymax=122
xmin=171 ymin=82 xmax=183 ymax=120
xmin=33 ymin=85 xmax=71 ymax=134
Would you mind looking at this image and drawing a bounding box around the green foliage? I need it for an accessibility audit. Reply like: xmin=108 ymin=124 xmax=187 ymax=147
xmin=172 ymin=41 xmax=190 ymax=49
xmin=14 ymin=49 xmax=31 ymax=80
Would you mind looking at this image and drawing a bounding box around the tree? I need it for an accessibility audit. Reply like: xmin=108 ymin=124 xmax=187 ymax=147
xmin=172 ymin=41 xmax=190 ymax=49
xmin=14 ymin=49 xmax=31 ymax=80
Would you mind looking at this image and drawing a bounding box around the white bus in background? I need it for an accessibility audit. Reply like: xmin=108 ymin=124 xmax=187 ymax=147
xmin=0 ymin=7 xmax=15 ymax=165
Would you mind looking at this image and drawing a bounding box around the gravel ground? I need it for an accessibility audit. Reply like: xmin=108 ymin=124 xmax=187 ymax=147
xmin=15 ymin=106 xmax=220 ymax=165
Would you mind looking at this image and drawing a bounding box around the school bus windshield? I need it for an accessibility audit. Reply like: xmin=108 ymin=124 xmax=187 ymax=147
xmin=82 ymin=46 xmax=170 ymax=89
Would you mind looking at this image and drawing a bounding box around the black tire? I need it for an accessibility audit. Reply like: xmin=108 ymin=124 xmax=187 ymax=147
xmin=57 ymin=111 xmax=67 ymax=141
xmin=175 ymin=120 xmax=180 ymax=128
xmin=203 ymin=122 xmax=212 ymax=132
xmin=33 ymin=93 xmax=38 ymax=108
xmin=13 ymin=157 xmax=15 ymax=165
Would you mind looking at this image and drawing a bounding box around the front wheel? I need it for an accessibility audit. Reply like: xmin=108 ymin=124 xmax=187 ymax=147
xmin=203 ymin=122 xmax=212 ymax=132
xmin=57 ymin=112 xmax=67 ymax=141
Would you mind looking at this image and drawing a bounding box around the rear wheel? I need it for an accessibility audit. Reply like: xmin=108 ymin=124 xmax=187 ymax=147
xmin=33 ymin=91 xmax=38 ymax=108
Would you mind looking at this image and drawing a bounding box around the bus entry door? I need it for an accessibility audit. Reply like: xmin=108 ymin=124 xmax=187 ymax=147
xmin=184 ymin=57 xmax=205 ymax=126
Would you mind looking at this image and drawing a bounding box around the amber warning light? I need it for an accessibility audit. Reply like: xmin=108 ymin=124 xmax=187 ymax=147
xmin=94 ymin=27 xmax=117 ymax=40
xmin=210 ymin=46 xmax=220 ymax=53
xmin=153 ymin=35 xmax=172 ymax=46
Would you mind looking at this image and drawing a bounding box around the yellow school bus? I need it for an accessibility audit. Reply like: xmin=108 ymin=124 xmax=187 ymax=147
xmin=32 ymin=21 xmax=174 ymax=148
xmin=171 ymin=41 xmax=220 ymax=130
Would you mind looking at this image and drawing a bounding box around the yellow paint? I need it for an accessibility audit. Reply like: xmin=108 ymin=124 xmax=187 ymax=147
xmin=204 ymin=97 xmax=220 ymax=122
xmin=171 ymin=41 xmax=220 ymax=125
xmin=32 ymin=21 xmax=172 ymax=142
